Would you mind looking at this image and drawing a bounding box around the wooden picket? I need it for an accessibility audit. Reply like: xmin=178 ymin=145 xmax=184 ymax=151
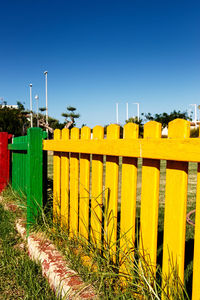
xmin=192 ymin=125 xmax=200 ymax=300
xmin=162 ymin=120 xmax=190 ymax=290
xmin=69 ymin=127 xmax=80 ymax=236
xmin=79 ymin=126 xmax=91 ymax=240
xmin=60 ymin=128 xmax=70 ymax=228
xmin=11 ymin=135 xmax=27 ymax=195
xmin=0 ymin=132 xmax=12 ymax=192
xmin=104 ymin=124 xmax=120 ymax=259
xmin=53 ymin=129 xmax=61 ymax=221
xmin=91 ymin=126 xmax=104 ymax=247
xmin=139 ymin=121 xmax=161 ymax=272
xmin=120 ymin=123 xmax=138 ymax=272
xmin=192 ymin=164 xmax=200 ymax=300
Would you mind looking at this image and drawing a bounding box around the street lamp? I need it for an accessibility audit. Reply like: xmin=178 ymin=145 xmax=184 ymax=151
xmin=133 ymin=102 xmax=140 ymax=121
xmin=126 ymin=102 xmax=129 ymax=121
xmin=35 ymin=94 xmax=39 ymax=127
xmin=190 ymin=104 xmax=197 ymax=126
xmin=44 ymin=71 xmax=48 ymax=132
xmin=29 ymin=84 xmax=33 ymax=127
xmin=116 ymin=102 xmax=119 ymax=124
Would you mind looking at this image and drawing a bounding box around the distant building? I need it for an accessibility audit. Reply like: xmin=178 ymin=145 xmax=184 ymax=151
xmin=1 ymin=105 xmax=18 ymax=109
xmin=162 ymin=127 xmax=168 ymax=136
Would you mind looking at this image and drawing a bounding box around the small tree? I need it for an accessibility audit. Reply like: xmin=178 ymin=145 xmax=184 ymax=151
xmin=38 ymin=107 xmax=64 ymax=136
xmin=62 ymin=106 xmax=80 ymax=129
xmin=0 ymin=101 xmax=30 ymax=136
xmin=142 ymin=110 xmax=191 ymax=128
xmin=39 ymin=107 xmax=46 ymax=113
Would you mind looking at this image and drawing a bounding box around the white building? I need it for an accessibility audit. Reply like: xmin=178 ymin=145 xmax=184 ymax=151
xmin=1 ymin=105 xmax=18 ymax=109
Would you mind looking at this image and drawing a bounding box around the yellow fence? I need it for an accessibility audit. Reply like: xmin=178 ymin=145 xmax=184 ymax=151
xmin=43 ymin=119 xmax=200 ymax=299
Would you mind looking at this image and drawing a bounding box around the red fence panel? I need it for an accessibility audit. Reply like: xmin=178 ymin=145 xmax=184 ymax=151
xmin=0 ymin=132 xmax=12 ymax=192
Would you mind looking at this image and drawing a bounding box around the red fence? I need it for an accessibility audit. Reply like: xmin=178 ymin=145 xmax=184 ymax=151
xmin=0 ymin=132 xmax=12 ymax=192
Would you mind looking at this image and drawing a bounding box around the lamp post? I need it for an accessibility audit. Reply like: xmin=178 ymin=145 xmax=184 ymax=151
xmin=190 ymin=104 xmax=197 ymax=126
xmin=44 ymin=71 xmax=48 ymax=132
xmin=133 ymin=102 xmax=140 ymax=121
xmin=116 ymin=102 xmax=119 ymax=124
xmin=198 ymin=105 xmax=200 ymax=124
xmin=35 ymin=94 xmax=39 ymax=127
xmin=126 ymin=102 xmax=129 ymax=121
xmin=29 ymin=84 xmax=33 ymax=127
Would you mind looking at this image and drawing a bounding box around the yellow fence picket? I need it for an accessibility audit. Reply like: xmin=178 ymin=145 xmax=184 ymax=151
xmin=91 ymin=125 xmax=104 ymax=248
xmin=60 ymin=128 xmax=69 ymax=229
xmin=191 ymin=127 xmax=200 ymax=299
xmin=120 ymin=123 xmax=138 ymax=271
xmin=53 ymin=129 xmax=61 ymax=222
xmin=192 ymin=163 xmax=200 ymax=300
xmin=162 ymin=119 xmax=190 ymax=293
xmin=139 ymin=121 xmax=161 ymax=272
xmin=104 ymin=124 xmax=120 ymax=259
xmin=69 ymin=127 xmax=80 ymax=236
xmin=79 ymin=126 xmax=91 ymax=240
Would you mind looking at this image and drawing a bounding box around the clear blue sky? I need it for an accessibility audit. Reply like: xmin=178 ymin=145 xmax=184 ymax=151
xmin=0 ymin=0 xmax=200 ymax=127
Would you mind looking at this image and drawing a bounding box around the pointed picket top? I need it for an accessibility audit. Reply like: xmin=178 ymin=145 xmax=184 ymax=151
xmin=107 ymin=124 xmax=120 ymax=139
xmin=123 ymin=122 xmax=139 ymax=139
xmin=54 ymin=129 xmax=61 ymax=140
xmin=61 ymin=128 xmax=69 ymax=140
xmin=81 ymin=126 xmax=91 ymax=140
xmin=168 ymin=118 xmax=190 ymax=138
xmin=93 ymin=125 xmax=104 ymax=139
xmin=144 ymin=121 xmax=162 ymax=138
xmin=71 ymin=127 xmax=79 ymax=140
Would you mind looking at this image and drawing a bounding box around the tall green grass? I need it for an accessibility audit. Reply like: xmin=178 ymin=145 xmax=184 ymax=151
xmin=0 ymin=195 xmax=57 ymax=300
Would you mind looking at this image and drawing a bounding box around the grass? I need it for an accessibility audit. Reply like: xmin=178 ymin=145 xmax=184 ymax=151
xmin=0 ymin=195 xmax=57 ymax=300
xmin=2 ymin=186 xmax=190 ymax=300
xmin=40 ymin=198 xmax=190 ymax=300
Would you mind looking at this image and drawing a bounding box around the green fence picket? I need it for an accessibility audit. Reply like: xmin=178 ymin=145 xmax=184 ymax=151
xmin=8 ymin=128 xmax=46 ymax=234
xmin=26 ymin=128 xmax=44 ymax=232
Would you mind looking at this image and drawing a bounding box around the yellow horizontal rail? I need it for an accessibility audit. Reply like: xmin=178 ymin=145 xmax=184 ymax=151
xmin=43 ymin=138 xmax=200 ymax=162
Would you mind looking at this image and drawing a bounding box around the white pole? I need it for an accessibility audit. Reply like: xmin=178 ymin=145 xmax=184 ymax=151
xmin=198 ymin=105 xmax=200 ymax=122
xmin=133 ymin=102 xmax=140 ymax=121
xmin=44 ymin=71 xmax=48 ymax=132
xmin=137 ymin=103 xmax=140 ymax=121
xmin=29 ymin=84 xmax=33 ymax=127
xmin=126 ymin=102 xmax=129 ymax=121
xmin=116 ymin=103 xmax=119 ymax=124
xmin=194 ymin=104 xmax=197 ymax=125
xmin=190 ymin=104 xmax=197 ymax=126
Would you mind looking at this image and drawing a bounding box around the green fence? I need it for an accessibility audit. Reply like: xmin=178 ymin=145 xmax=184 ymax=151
xmin=8 ymin=128 xmax=47 ymax=232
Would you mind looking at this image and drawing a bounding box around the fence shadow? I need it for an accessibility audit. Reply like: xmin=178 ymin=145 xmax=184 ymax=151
xmin=184 ymin=238 xmax=194 ymax=299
